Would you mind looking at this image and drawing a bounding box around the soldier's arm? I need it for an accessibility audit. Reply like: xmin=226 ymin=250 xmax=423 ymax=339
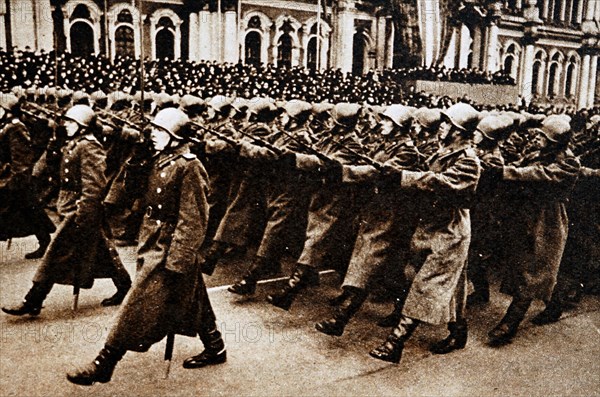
xmin=401 ymin=154 xmax=481 ymax=195
xmin=76 ymin=139 xmax=107 ymax=223
xmin=165 ymin=160 xmax=209 ymax=275
xmin=502 ymin=157 xmax=581 ymax=185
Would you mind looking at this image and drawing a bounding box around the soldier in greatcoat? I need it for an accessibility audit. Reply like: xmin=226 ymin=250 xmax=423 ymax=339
xmin=369 ymin=103 xmax=482 ymax=364
xmin=487 ymin=115 xmax=580 ymax=345
xmin=2 ymin=105 xmax=131 ymax=316
xmin=67 ymin=108 xmax=225 ymax=386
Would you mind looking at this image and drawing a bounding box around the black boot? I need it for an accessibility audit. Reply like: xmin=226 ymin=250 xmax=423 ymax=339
xmin=101 ymin=284 xmax=131 ymax=307
xmin=377 ymin=296 xmax=405 ymax=328
xmin=328 ymin=289 xmax=350 ymax=307
xmin=316 ymin=287 xmax=367 ymax=336
xmin=488 ymin=297 xmax=532 ymax=346
xmin=430 ymin=319 xmax=468 ymax=354
xmin=369 ymin=316 xmax=419 ymax=364
xmin=531 ymin=301 xmax=563 ymax=325
xmin=466 ymin=288 xmax=490 ymax=307
xmin=266 ymin=264 xmax=319 ymax=311
xmin=228 ymin=256 xmax=281 ymax=295
xmin=24 ymin=234 xmax=51 ymax=260
xmin=183 ymin=328 xmax=227 ymax=369
xmin=201 ymin=241 xmax=229 ymax=276
xmin=2 ymin=282 xmax=51 ymax=316
xmin=66 ymin=345 xmax=125 ymax=386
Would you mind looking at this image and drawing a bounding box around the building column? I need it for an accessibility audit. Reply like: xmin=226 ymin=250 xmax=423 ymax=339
xmin=0 ymin=2 xmax=6 ymax=50
xmin=376 ymin=16 xmax=386 ymax=70
xmin=189 ymin=12 xmax=199 ymax=61
xmin=520 ymin=42 xmax=535 ymax=102
xmin=386 ymin=19 xmax=394 ymax=68
xmin=587 ymin=54 xmax=598 ymax=107
xmin=199 ymin=9 xmax=211 ymax=61
xmin=210 ymin=11 xmax=221 ymax=61
xmin=585 ymin=0 xmax=596 ymax=19
xmin=486 ymin=22 xmax=500 ymax=72
xmin=223 ymin=10 xmax=238 ymax=63
xmin=578 ymin=53 xmax=591 ymax=108
xmin=336 ymin=7 xmax=355 ymax=73
xmin=457 ymin=24 xmax=471 ymax=69
xmin=443 ymin=28 xmax=458 ymax=68
xmin=472 ymin=26 xmax=482 ymax=69
xmin=576 ymin=0 xmax=584 ymax=23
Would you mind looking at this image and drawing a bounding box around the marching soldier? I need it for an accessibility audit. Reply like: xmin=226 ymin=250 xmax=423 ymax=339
xmin=67 ymin=108 xmax=226 ymax=386
xmin=487 ymin=115 xmax=580 ymax=345
xmin=0 ymin=93 xmax=56 ymax=258
xmin=267 ymin=103 xmax=367 ymax=310
xmin=315 ymin=104 xmax=421 ymax=336
xmin=2 ymin=105 xmax=131 ymax=316
xmin=369 ymin=103 xmax=482 ymax=364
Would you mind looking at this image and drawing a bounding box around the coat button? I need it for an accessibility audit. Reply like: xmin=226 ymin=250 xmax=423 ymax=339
xmin=156 ymin=188 xmax=162 ymax=193
xmin=157 ymin=204 xmax=162 ymax=209
xmin=65 ymin=169 xmax=69 ymax=173
xmin=64 ymin=178 xmax=69 ymax=182
xmin=156 ymin=220 xmax=161 ymax=225
xmin=160 ymin=172 xmax=166 ymax=178
xmin=65 ymin=159 xmax=69 ymax=163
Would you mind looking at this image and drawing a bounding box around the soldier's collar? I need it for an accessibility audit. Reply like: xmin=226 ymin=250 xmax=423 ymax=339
xmin=156 ymin=144 xmax=190 ymax=168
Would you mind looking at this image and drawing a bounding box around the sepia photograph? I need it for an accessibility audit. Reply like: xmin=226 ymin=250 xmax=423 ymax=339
xmin=0 ymin=0 xmax=598 ymax=396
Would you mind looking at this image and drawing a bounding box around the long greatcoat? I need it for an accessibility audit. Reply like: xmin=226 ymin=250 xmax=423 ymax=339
xmin=0 ymin=119 xmax=55 ymax=240
xmin=106 ymin=145 xmax=211 ymax=352
xmin=33 ymin=133 xmax=124 ymax=288
xmin=499 ymin=149 xmax=580 ymax=301
xmin=401 ymin=144 xmax=481 ymax=325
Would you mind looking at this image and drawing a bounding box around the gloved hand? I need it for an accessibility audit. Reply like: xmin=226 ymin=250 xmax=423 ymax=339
xmin=278 ymin=151 xmax=297 ymax=170
xmin=323 ymin=159 xmax=343 ymax=184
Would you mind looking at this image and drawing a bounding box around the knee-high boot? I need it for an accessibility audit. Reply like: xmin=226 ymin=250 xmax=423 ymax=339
xmin=488 ymin=296 xmax=532 ymax=346
xmin=369 ymin=315 xmax=419 ymax=364
xmin=2 ymin=282 xmax=52 ymax=316
xmin=66 ymin=345 xmax=125 ymax=386
xmin=266 ymin=264 xmax=319 ymax=311
xmin=315 ymin=286 xmax=368 ymax=336
xmin=430 ymin=319 xmax=468 ymax=354
xmin=24 ymin=233 xmax=51 ymax=260
xmin=228 ymin=255 xmax=281 ymax=295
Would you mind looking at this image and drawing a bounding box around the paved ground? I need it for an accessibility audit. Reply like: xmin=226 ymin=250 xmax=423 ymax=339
xmin=1 ymin=236 xmax=599 ymax=397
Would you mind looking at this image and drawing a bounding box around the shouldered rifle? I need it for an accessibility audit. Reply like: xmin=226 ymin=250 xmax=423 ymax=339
xmin=330 ymin=137 xmax=385 ymax=171
xmin=237 ymin=124 xmax=284 ymax=156
xmin=97 ymin=109 xmax=145 ymax=131
xmin=277 ymin=128 xmax=335 ymax=164
xmin=190 ymin=122 xmax=239 ymax=147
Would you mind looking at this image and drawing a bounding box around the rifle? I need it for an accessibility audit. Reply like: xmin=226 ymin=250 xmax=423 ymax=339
xmin=236 ymin=124 xmax=284 ymax=156
xmin=96 ymin=108 xmax=145 ymax=131
xmin=329 ymin=137 xmax=385 ymax=171
xmin=277 ymin=128 xmax=334 ymax=164
xmin=190 ymin=122 xmax=239 ymax=147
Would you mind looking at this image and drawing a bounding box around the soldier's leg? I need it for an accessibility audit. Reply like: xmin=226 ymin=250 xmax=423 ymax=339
xmin=2 ymin=281 xmax=53 ymax=316
xmin=183 ymin=280 xmax=226 ymax=369
xmin=66 ymin=344 xmax=126 ymax=386
xmin=488 ymin=295 xmax=532 ymax=346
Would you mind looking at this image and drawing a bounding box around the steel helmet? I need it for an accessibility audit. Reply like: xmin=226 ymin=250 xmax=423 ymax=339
xmin=0 ymin=93 xmax=20 ymax=112
xmin=382 ymin=104 xmax=414 ymax=128
xmin=476 ymin=115 xmax=515 ymax=142
xmin=537 ymin=115 xmax=572 ymax=144
xmin=413 ymin=107 xmax=443 ymax=130
xmin=330 ymin=103 xmax=362 ymax=127
xmin=442 ymin=103 xmax=481 ymax=132
xmin=208 ymin=95 xmax=234 ymax=114
xmin=151 ymin=108 xmax=190 ymax=140
xmin=284 ymin=100 xmax=313 ymax=119
xmin=64 ymin=105 xmax=96 ymax=128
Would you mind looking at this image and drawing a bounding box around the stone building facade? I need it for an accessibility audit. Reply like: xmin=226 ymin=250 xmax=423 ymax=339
xmin=0 ymin=0 xmax=598 ymax=108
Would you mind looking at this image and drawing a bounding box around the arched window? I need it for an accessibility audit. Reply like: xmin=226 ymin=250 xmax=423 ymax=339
xmin=150 ymin=9 xmax=182 ymax=60
xmin=352 ymin=32 xmax=367 ymax=75
xmin=504 ymin=56 xmax=514 ymax=76
xmin=307 ymin=37 xmax=318 ymax=72
xmin=548 ymin=63 xmax=559 ymax=96
xmin=547 ymin=52 xmax=563 ymax=96
xmin=277 ymin=33 xmax=293 ymax=69
xmin=115 ymin=25 xmax=134 ymax=58
xmin=245 ymin=31 xmax=262 ymax=66
xmin=532 ymin=61 xmax=542 ymax=95
xmin=565 ymin=63 xmax=575 ymax=97
xmin=156 ymin=17 xmax=175 ymax=60
xmin=70 ymin=21 xmax=94 ymax=57
xmin=70 ymin=4 xmax=91 ymax=21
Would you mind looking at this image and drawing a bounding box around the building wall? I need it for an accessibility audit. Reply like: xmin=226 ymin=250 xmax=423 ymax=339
xmin=2 ymin=0 xmax=598 ymax=108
